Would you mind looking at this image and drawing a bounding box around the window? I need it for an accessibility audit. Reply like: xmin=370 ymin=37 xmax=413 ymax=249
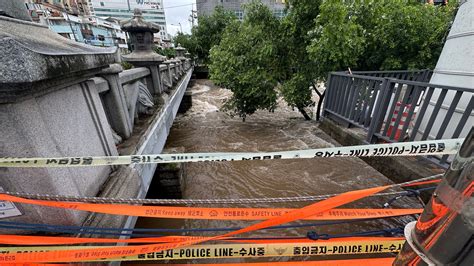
xmin=100 ymin=2 xmax=104 ymax=6
xmin=234 ymin=10 xmax=244 ymax=20
xmin=273 ymin=9 xmax=286 ymax=19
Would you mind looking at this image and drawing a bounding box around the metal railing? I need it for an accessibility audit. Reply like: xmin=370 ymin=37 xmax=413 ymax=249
xmin=348 ymin=69 xmax=432 ymax=82
xmin=323 ymin=70 xmax=474 ymax=167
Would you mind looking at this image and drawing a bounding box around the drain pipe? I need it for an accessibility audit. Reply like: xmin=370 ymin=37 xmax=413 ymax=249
xmin=394 ymin=127 xmax=473 ymax=265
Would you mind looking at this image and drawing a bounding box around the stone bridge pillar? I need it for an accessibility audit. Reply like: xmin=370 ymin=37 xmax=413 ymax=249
xmin=0 ymin=3 xmax=118 ymax=230
xmin=175 ymin=44 xmax=186 ymax=74
xmin=121 ymin=9 xmax=165 ymax=96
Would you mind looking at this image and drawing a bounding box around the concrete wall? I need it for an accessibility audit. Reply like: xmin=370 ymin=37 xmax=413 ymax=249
xmin=0 ymin=81 xmax=116 ymax=225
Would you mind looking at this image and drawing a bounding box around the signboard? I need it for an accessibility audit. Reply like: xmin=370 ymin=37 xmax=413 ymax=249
xmin=0 ymin=187 xmax=22 ymax=219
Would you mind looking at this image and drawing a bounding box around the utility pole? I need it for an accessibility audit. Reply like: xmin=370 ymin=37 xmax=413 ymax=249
xmin=172 ymin=23 xmax=182 ymax=33
xmin=393 ymin=127 xmax=473 ymax=265
xmin=189 ymin=3 xmax=197 ymax=27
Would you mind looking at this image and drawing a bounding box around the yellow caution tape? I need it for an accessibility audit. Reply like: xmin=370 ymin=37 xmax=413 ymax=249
xmin=0 ymin=138 xmax=461 ymax=167
xmin=0 ymin=239 xmax=405 ymax=262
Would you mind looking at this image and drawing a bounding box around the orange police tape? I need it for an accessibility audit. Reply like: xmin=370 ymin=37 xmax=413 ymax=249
xmin=401 ymin=179 xmax=440 ymax=187
xmin=1 ymin=238 xmax=405 ymax=262
xmin=0 ymin=185 xmax=389 ymax=263
xmin=0 ymin=234 xmax=404 ymax=245
xmin=0 ymin=194 xmax=421 ymax=221
xmin=148 ymin=258 xmax=396 ymax=266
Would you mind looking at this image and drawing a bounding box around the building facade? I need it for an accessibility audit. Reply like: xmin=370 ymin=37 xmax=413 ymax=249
xmin=197 ymin=0 xmax=286 ymax=20
xmin=88 ymin=0 xmax=169 ymax=42
xmin=25 ymin=0 xmax=91 ymax=15
xmin=24 ymin=1 xmax=128 ymax=52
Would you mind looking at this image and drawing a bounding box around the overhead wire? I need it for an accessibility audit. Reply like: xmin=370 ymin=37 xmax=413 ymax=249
xmin=163 ymin=1 xmax=206 ymax=10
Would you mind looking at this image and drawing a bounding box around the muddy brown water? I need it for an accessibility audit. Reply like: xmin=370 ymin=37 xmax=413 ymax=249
xmin=133 ymin=79 xmax=421 ymax=263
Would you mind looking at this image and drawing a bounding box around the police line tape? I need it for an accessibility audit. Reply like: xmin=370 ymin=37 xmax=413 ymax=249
xmin=0 ymin=186 xmax=391 ymax=263
xmin=0 ymin=138 xmax=462 ymax=168
xmin=0 ymin=193 xmax=423 ymax=220
xmin=0 ymin=239 xmax=405 ymax=262
xmin=151 ymin=258 xmax=396 ymax=266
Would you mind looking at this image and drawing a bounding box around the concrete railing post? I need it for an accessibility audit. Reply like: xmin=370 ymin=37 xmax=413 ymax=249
xmin=147 ymin=64 xmax=164 ymax=94
xmin=175 ymin=44 xmax=187 ymax=75
xmin=100 ymin=64 xmax=132 ymax=139
xmin=173 ymin=58 xmax=181 ymax=78
xmin=172 ymin=61 xmax=179 ymax=83
xmin=159 ymin=64 xmax=171 ymax=92
xmin=185 ymin=52 xmax=191 ymax=69
xmin=164 ymin=59 xmax=174 ymax=86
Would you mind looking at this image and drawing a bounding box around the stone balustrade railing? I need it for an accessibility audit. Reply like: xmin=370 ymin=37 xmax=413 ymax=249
xmin=92 ymin=58 xmax=193 ymax=143
xmin=0 ymin=4 xmax=194 ymax=233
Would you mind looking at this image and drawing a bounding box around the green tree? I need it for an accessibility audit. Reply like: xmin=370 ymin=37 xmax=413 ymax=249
xmin=209 ymin=1 xmax=285 ymax=120
xmin=208 ymin=0 xmax=454 ymax=121
xmin=153 ymin=46 xmax=176 ymax=58
xmin=366 ymin=2 xmax=454 ymax=70
xmin=307 ymin=0 xmax=455 ymax=78
xmin=173 ymin=32 xmax=197 ymax=57
xmin=279 ymin=0 xmax=323 ymax=120
xmin=306 ymin=1 xmax=366 ymax=79
xmin=192 ymin=6 xmax=237 ymax=64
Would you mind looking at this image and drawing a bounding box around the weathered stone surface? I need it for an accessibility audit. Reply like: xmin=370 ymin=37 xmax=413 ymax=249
xmin=0 ymin=81 xmax=118 ymax=232
xmin=121 ymin=9 xmax=165 ymax=64
xmin=100 ymin=64 xmax=133 ymax=139
xmin=146 ymin=147 xmax=187 ymax=199
xmin=119 ymin=67 xmax=150 ymax=84
xmin=121 ymin=9 xmax=160 ymax=33
xmin=175 ymin=44 xmax=186 ymax=59
xmin=0 ymin=16 xmax=117 ymax=103
xmin=0 ymin=0 xmax=31 ymax=21
xmin=81 ymin=166 xmax=141 ymax=238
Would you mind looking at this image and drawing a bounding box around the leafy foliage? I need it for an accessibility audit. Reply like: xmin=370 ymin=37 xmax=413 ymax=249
xmin=280 ymin=73 xmax=313 ymax=120
xmin=308 ymin=0 xmax=455 ymax=79
xmin=279 ymin=0 xmax=323 ymax=118
xmin=207 ymin=0 xmax=455 ymax=120
xmin=153 ymin=46 xmax=176 ymax=58
xmin=209 ymin=1 xmax=285 ymax=120
xmin=173 ymin=32 xmax=197 ymax=57
xmin=191 ymin=6 xmax=237 ymax=64
xmin=121 ymin=61 xmax=133 ymax=70
xmin=306 ymin=1 xmax=366 ymax=80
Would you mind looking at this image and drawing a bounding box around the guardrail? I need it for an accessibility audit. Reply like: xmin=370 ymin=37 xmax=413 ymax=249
xmin=323 ymin=70 xmax=473 ymax=167
xmin=347 ymin=69 xmax=432 ymax=82
xmin=92 ymin=57 xmax=193 ymax=142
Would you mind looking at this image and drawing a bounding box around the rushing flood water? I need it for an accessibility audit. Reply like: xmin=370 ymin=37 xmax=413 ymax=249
xmin=135 ymin=79 xmax=421 ymax=263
